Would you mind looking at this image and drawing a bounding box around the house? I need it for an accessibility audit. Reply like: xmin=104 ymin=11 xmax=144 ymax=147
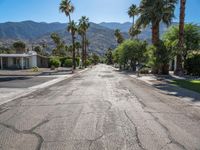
xmin=0 ymin=51 xmax=49 ymax=70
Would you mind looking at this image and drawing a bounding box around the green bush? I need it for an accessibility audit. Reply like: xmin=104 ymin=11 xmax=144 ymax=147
xmin=76 ymin=57 xmax=80 ymax=66
xmin=32 ymin=67 xmax=39 ymax=72
xmin=139 ymin=67 xmax=150 ymax=74
xmin=185 ymin=54 xmax=200 ymax=76
xmin=64 ymin=59 xmax=73 ymax=67
xmin=50 ymin=57 xmax=61 ymax=68
xmin=84 ymin=59 xmax=92 ymax=67
xmin=60 ymin=57 xmax=71 ymax=67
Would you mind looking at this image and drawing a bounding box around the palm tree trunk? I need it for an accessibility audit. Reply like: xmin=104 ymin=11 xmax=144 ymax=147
xmin=131 ymin=16 xmax=135 ymax=39
xmin=175 ymin=0 xmax=186 ymax=75
xmin=152 ymin=21 xmax=160 ymax=74
xmin=152 ymin=21 xmax=160 ymax=45
xmin=84 ymin=34 xmax=87 ymax=67
xmin=68 ymin=14 xmax=76 ymax=70
xmin=81 ymin=35 xmax=84 ymax=67
xmin=72 ymin=34 xmax=76 ymax=70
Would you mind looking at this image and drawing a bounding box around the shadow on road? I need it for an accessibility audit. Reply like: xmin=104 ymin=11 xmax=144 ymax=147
xmin=113 ymin=69 xmax=200 ymax=103
xmin=0 ymin=77 xmax=31 ymax=82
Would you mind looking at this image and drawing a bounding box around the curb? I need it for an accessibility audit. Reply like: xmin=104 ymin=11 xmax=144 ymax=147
xmin=0 ymin=68 xmax=89 ymax=106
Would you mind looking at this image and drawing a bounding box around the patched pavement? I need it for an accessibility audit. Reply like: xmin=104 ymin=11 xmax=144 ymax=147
xmin=0 ymin=64 xmax=200 ymax=150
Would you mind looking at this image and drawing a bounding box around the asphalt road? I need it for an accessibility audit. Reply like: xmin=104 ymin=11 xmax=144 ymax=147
xmin=0 ymin=64 xmax=200 ymax=150
xmin=0 ymin=76 xmax=56 ymax=88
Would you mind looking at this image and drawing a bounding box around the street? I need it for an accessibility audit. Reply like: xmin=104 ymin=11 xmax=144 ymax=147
xmin=0 ymin=64 xmax=200 ymax=150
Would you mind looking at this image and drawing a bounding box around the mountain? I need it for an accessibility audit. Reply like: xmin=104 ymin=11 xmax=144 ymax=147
xmin=0 ymin=21 xmax=66 ymax=40
xmin=99 ymin=22 xmax=178 ymax=41
xmin=0 ymin=21 xmax=178 ymax=55
xmin=0 ymin=21 xmax=129 ymax=55
xmin=34 ymin=23 xmax=129 ymax=55
xmin=99 ymin=22 xmax=132 ymax=32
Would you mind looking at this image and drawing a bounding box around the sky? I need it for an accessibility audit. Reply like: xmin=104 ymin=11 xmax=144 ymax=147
xmin=0 ymin=0 xmax=200 ymax=24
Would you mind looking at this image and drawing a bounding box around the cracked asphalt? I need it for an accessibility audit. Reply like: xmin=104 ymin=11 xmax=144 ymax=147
xmin=0 ymin=64 xmax=200 ymax=150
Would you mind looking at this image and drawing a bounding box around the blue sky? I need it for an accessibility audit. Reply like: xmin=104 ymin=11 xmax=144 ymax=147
xmin=0 ymin=0 xmax=199 ymax=23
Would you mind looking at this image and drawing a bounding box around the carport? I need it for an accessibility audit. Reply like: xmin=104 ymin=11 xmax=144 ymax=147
xmin=0 ymin=54 xmax=30 ymax=70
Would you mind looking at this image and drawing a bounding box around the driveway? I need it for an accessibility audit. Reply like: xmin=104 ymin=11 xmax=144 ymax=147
xmin=0 ymin=64 xmax=199 ymax=150
xmin=0 ymin=76 xmax=56 ymax=88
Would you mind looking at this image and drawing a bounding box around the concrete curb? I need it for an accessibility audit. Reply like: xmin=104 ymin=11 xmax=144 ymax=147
xmin=0 ymin=68 xmax=89 ymax=106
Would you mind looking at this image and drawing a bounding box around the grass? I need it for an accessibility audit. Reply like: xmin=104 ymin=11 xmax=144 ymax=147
xmin=171 ymin=79 xmax=200 ymax=94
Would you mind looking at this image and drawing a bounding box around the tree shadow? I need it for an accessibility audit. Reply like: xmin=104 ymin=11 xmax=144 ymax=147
xmin=153 ymin=82 xmax=200 ymax=102
xmin=0 ymin=77 xmax=31 ymax=82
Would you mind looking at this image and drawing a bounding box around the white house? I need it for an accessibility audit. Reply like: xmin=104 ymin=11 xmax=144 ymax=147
xmin=0 ymin=51 xmax=49 ymax=70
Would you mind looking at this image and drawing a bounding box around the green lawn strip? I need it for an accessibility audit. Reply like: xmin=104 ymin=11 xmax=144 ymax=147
xmin=171 ymin=79 xmax=200 ymax=94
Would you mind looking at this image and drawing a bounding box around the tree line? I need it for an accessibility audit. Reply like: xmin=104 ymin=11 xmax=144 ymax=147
xmin=106 ymin=0 xmax=200 ymax=76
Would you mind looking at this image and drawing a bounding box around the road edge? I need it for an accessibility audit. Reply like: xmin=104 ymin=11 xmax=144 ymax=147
xmin=0 ymin=68 xmax=90 ymax=106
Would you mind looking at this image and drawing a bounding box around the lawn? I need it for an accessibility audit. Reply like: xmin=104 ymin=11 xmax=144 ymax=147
xmin=171 ymin=79 xmax=200 ymax=94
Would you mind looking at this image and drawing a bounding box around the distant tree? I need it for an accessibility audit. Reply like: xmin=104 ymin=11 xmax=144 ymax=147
xmin=163 ymin=24 xmax=200 ymax=63
xmin=34 ymin=46 xmax=43 ymax=55
xmin=136 ymin=0 xmax=177 ymax=74
xmin=67 ymin=20 xmax=77 ymax=69
xmin=175 ymin=0 xmax=186 ymax=75
xmin=114 ymin=29 xmax=124 ymax=44
xmin=59 ymin=0 xmax=76 ymax=69
xmin=78 ymin=16 xmax=90 ymax=67
xmin=136 ymin=0 xmax=177 ymax=45
xmin=75 ymin=41 xmax=81 ymax=57
xmin=128 ymin=4 xmax=139 ymax=39
xmin=105 ymin=48 xmax=113 ymax=65
xmin=50 ymin=33 xmax=65 ymax=56
xmin=129 ymin=26 xmax=141 ymax=39
xmin=115 ymin=40 xmax=147 ymax=70
xmin=13 ymin=41 xmax=26 ymax=53
xmin=0 ymin=46 xmax=15 ymax=54
xmin=91 ymin=53 xmax=100 ymax=65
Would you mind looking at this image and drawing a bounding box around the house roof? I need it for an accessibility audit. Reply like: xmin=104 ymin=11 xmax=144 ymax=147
xmin=0 ymin=51 xmax=37 ymax=58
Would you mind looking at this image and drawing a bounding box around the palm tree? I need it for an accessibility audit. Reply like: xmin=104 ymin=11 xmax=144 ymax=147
xmin=59 ymin=0 xmax=76 ymax=69
xmin=59 ymin=0 xmax=74 ymax=23
xmin=114 ymin=29 xmax=124 ymax=44
xmin=129 ymin=26 xmax=141 ymax=39
xmin=175 ymin=0 xmax=186 ymax=75
xmin=75 ymin=41 xmax=81 ymax=57
xmin=128 ymin=4 xmax=138 ymax=39
xmin=78 ymin=16 xmax=90 ymax=67
xmin=136 ymin=0 xmax=177 ymax=45
xmin=67 ymin=21 xmax=77 ymax=69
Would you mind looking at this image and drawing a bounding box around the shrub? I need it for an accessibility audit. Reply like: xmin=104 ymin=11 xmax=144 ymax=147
xmin=59 ymin=57 xmax=71 ymax=67
xmin=185 ymin=54 xmax=200 ymax=76
xmin=84 ymin=59 xmax=92 ymax=67
xmin=64 ymin=59 xmax=73 ymax=67
xmin=50 ymin=57 xmax=61 ymax=68
xmin=32 ymin=67 xmax=39 ymax=72
xmin=139 ymin=67 xmax=150 ymax=74
xmin=76 ymin=57 xmax=80 ymax=66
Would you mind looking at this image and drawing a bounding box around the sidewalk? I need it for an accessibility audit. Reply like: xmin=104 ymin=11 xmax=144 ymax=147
xmin=0 ymin=67 xmax=73 ymax=76
xmin=0 ymin=68 xmax=88 ymax=106
xmin=128 ymin=73 xmax=200 ymax=106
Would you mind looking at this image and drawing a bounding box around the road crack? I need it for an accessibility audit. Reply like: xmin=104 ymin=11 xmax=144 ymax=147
xmin=124 ymin=110 xmax=146 ymax=150
xmin=148 ymin=112 xmax=187 ymax=150
xmin=0 ymin=120 xmax=49 ymax=150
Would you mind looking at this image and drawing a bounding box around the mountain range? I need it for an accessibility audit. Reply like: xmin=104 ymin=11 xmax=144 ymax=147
xmin=0 ymin=21 xmax=176 ymax=55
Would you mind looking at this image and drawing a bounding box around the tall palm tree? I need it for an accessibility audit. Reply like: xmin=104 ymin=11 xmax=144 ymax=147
xmin=129 ymin=26 xmax=141 ymax=40
xmin=75 ymin=41 xmax=81 ymax=57
xmin=136 ymin=0 xmax=177 ymax=45
xmin=59 ymin=0 xmax=76 ymax=69
xmin=175 ymin=0 xmax=186 ymax=75
xmin=78 ymin=16 xmax=90 ymax=67
xmin=67 ymin=21 xmax=77 ymax=69
xmin=59 ymin=0 xmax=74 ymax=23
xmin=128 ymin=4 xmax=138 ymax=39
xmin=114 ymin=29 xmax=124 ymax=44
